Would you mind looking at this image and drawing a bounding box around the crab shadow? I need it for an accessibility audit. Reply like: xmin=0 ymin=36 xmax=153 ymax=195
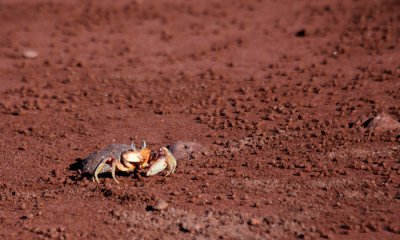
xmin=69 ymin=157 xmax=85 ymax=171
xmin=66 ymin=157 xmax=86 ymax=181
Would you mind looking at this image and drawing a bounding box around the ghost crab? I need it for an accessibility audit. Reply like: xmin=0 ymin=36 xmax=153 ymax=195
xmin=81 ymin=141 xmax=177 ymax=183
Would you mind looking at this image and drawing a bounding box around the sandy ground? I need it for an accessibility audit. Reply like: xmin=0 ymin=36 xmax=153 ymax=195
xmin=0 ymin=0 xmax=399 ymax=239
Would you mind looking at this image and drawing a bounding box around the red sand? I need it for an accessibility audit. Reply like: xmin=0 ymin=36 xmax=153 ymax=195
xmin=0 ymin=0 xmax=399 ymax=239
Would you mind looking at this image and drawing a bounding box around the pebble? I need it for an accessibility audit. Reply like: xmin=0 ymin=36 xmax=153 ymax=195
xmin=248 ymin=217 xmax=262 ymax=226
xmin=21 ymin=213 xmax=34 ymax=219
xmin=153 ymin=199 xmax=168 ymax=211
xmin=179 ymin=221 xmax=201 ymax=233
xmin=22 ymin=49 xmax=39 ymax=59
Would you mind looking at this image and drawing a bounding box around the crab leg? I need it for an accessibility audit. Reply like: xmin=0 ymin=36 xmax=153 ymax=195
xmin=111 ymin=159 xmax=120 ymax=184
xmin=146 ymin=147 xmax=177 ymax=176
xmin=163 ymin=147 xmax=177 ymax=176
xmin=92 ymin=157 xmax=111 ymax=183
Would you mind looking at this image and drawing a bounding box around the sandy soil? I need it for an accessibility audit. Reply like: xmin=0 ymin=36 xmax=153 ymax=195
xmin=0 ymin=0 xmax=399 ymax=239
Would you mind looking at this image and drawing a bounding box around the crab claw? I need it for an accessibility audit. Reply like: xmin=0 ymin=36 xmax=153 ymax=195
xmin=146 ymin=147 xmax=177 ymax=176
xmin=121 ymin=151 xmax=142 ymax=163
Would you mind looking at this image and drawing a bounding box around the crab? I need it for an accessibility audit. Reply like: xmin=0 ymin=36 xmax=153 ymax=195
xmin=81 ymin=141 xmax=177 ymax=183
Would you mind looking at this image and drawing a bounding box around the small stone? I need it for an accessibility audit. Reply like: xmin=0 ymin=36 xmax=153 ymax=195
xmin=179 ymin=222 xmax=191 ymax=232
xmin=179 ymin=221 xmax=201 ymax=233
xmin=264 ymin=114 xmax=275 ymax=121
xmin=153 ymin=199 xmax=168 ymax=211
xmin=248 ymin=217 xmax=262 ymax=226
xmin=22 ymin=49 xmax=38 ymax=59
xmin=32 ymin=227 xmax=41 ymax=233
xmin=111 ymin=209 xmax=121 ymax=218
xmin=202 ymin=150 xmax=209 ymax=156
xmin=22 ymin=213 xmax=34 ymax=219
